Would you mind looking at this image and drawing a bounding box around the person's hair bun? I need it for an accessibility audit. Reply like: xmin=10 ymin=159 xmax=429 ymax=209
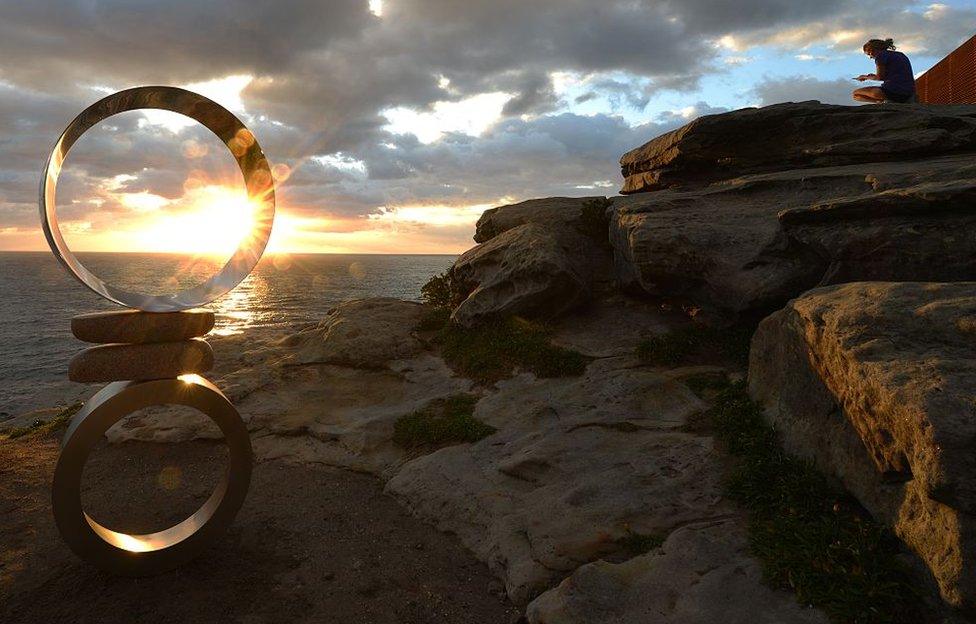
xmin=884 ymin=38 xmax=896 ymax=50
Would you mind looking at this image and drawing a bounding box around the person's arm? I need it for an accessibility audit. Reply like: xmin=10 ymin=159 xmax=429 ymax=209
xmin=875 ymin=58 xmax=886 ymax=81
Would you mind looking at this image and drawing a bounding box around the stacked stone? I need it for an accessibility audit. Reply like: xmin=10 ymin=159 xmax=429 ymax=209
xmin=68 ymin=309 xmax=215 ymax=383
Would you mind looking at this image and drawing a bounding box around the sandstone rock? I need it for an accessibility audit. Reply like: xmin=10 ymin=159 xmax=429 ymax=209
xmin=71 ymin=309 xmax=215 ymax=344
xmin=611 ymin=154 xmax=976 ymax=316
xmin=620 ymin=101 xmax=976 ymax=194
xmin=386 ymin=356 xmax=732 ymax=604
xmin=474 ymin=196 xmax=608 ymax=243
xmin=288 ymin=298 xmax=426 ymax=368
xmin=450 ymin=223 xmax=597 ymax=327
xmin=68 ymin=338 xmax=214 ymax=383
xmin=749 ymin=282 xmax=976 ymax=609
xmin=526 ymin=520 xmax=829 ymax=624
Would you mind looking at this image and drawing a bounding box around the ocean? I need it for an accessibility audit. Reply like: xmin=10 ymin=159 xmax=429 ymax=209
xmin=0 ymin=252 xmax=456 ymax=419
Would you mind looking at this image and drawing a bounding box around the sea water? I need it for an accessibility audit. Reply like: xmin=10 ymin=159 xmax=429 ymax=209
xmin=0 ymin=252 xmax=455 ymax=418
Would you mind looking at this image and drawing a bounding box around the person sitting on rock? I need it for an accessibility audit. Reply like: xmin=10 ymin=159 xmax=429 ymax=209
xmin=852 ymin=38 xmax=916 ymax=103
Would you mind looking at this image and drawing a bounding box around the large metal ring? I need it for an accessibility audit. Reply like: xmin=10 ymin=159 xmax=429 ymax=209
xmin=39 ymin=86 xmax=275 ymax=311
xmin=52 ymin=375 xmax=252 ymax=575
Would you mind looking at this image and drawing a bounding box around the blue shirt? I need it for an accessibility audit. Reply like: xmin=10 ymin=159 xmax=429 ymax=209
xmin=876 ymin=49 xmax=915 ymax=96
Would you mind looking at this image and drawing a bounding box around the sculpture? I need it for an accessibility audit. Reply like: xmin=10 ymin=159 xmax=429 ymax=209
xmin=38 ymin=86 xmax=275 ymax=574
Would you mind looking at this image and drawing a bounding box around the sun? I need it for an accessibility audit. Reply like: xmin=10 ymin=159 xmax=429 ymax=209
xmin=133 ymin=184 xmax=260 ymax=257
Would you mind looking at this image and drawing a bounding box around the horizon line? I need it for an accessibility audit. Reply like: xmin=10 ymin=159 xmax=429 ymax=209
xmin=0 ymin=249 xmax=460 ymax=256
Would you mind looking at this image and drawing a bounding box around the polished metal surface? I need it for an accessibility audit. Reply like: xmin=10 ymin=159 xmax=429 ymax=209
xmin=39 ymin=86 xmax=276 ymax=311
xmin=51 ymin=375 xmax=252 ymax=575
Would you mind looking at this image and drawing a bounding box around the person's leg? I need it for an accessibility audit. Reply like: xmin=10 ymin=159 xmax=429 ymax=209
xmin=852 ymin=87 xmax=886 ymax=103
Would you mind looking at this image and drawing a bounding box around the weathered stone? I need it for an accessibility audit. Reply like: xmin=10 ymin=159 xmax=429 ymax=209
xmin=526 ymin=520 xmax=829 ymax=624
xmin=68 ymin=338 xmax=214 ymax=383
xmin=475 ymin=196 xmax=607 ymax=243
xmin=386 ymin=356 xmax=731 ymax=605
xmin=620 ymin=101 xmax=976 ymax=194
xmin=749 ymin=282 xmax=976 ymax=609
xmin=72 ymin=309 xmax=215 ymax=344
xmin=287 ymin=298 xmax=426 ymax=368
xmin=450 ymin=223 xmax=597 ymax=327
xmin=106 ymin=298 xmax=470 ymax=476
xmin=611 ymin=155 xmax=976 ymax=316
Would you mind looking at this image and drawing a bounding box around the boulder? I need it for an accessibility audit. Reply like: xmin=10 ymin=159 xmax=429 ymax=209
xmin=474 ymin=196 xmax=607 ymax=243
xmin=287 ymin=298 xmax=426 ymax=368
xmin=611 ymin=154 xmax=976 ymax=316
xmin=71 ymin=309 xmax=214 ymax=344
xmin=67 ymin=338 xmax=214 ymax=382
xmin=525 ymin=520 xmax=829 ymax=624
xmin=749 ymin=282 xmax=976 ymax=609
xmin=450 ymin=223 xmax=598 ymax=327
xmin=386 ymin=356 xmax=732 ymax=604
xmin=619 ymin=101 xmax=976 ymax=194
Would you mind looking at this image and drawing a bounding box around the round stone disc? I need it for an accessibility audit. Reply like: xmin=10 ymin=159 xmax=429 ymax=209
xmin=68 ymin=339 xmax=214 ymax=383
xmin=72 ymin=309 xmax=215 ymax=344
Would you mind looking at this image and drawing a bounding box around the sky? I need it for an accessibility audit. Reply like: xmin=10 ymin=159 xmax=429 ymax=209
xmin=0 ymin=0 xmax=973 ymax=255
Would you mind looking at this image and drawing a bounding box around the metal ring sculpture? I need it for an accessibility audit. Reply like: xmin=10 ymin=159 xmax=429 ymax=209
xmin=39 ymin=86 xmax=273 ymax=575
xmin=40 ymin=85 xmax=275 ymax=312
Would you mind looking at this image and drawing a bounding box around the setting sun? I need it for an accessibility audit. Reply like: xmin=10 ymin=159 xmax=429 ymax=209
xmin=129 ymin=184 xmax=259 ymax=256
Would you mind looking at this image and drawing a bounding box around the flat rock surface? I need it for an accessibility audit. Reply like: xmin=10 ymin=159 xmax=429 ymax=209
xmin=749 ymin=281 xmax=976 ymax=609
xmin=386 ymin=356 xmax=734 ymax=604
xmin=72 ymin=309 xmax=215 ymax=344
xmin=619 ymin=101 xmax=976 ymax=193
xmin=526 ymin=519 xmax=829 ymax=624
xmin=82 ymin=296 xmax=828 ymax=619
xmin=0 ymin=435 xmax=519 ymax=624
xmin=68 ymin=338 xmax=214 ymax=383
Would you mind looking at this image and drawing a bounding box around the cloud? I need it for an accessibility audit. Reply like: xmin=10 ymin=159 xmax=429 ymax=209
xmin=751 ymin=75 xmax=858 ymax=106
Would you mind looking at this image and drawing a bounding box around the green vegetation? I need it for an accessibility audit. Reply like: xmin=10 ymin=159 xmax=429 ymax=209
xmin=420 ymin=271 xmax=462 ymax=310
xmin=393 ymin=394 xmax=495 ymax=450
xmin=4 ymin=403 xmax=82 ymax=440
xmin=616 ymin=530 xmax=666 ymax=557
xmin=636 ymin=325 xmax=753 ymax=368
xmin=416 ymin=305 xmax=451 ymax=332
xmin=708 ymin=383 xmax=925 ymax=623
xmin=437 ymin=316 xmax=587 ymax=384
xmin=417 ymin=270 xmax=588 ymax=384
xmin=579 ymin=197 xmax=613 ymax=246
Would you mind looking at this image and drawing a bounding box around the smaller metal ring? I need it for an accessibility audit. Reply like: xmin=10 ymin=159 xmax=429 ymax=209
xmin=52 ymin=376 xmax=252 ymax=575
xmin=39 ymin=86 xmax=275 ymax=311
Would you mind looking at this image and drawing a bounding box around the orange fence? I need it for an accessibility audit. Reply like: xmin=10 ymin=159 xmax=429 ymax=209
xmin=916 ymin=33 xmax=976 ymax=104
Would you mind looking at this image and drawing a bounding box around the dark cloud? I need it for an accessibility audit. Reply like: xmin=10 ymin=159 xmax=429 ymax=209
xmin=0 ymin=0 xmax=970 ymax=249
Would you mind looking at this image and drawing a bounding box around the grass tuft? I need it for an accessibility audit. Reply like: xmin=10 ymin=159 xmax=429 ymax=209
xmin=5 ymin=403 xmax=82 ymax=440
xmin=636 ymin=325 xmax=753 ymax=368
xmin=708 ymin=382 xmax=925 ymax=623
xmin=393 ymin=394 xmax=495 ymax=450
xmin=437 ymin=316 xmax=587 ymax=384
